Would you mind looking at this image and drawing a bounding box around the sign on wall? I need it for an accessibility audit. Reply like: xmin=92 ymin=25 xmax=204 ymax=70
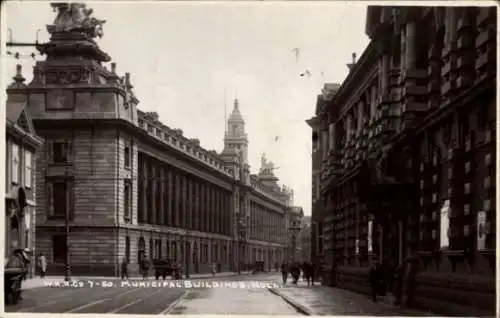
xmin=476 ymin=211 xmax=487 ymax=251
xmin=367 ymin=219 xmax=373 ymax=253
xmin=439 ymin=199 xmax=450 ymax=249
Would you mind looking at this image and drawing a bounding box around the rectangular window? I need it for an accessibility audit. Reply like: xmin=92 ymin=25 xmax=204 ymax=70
xmin=53 ymin=141 xmax=68 ymax=164
xmin=11 ymin=143 xmax=20 ymax=184
xmin=125 ymin=236 xmax=131 ymax=262
xmin=52 ymin=235 xmax=67 ymax=263
xmin=124 ymin=145 xmax=131 ymax=168
xmin=53 ymin=182 xmax=68 ymax=217
xmin=25 ymin=150 xmax=33 ymax=188
xmin=124 ymin=179 xmax=131 ymax=220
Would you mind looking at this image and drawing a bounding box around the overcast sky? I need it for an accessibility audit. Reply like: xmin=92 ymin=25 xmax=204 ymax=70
xmin=2 ymin=1 xmax=370 ymax=216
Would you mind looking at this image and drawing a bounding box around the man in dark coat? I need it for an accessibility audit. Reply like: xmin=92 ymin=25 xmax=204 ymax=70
xmin=369 ymin=262 xmax=381 ymax=302
xmin=280 ymin=262 xmax=288 ymax=284
xmin=290 ymin=263 xmax=301 ymax=284
xmin=121 ymin=258 xmax=129 ymax=279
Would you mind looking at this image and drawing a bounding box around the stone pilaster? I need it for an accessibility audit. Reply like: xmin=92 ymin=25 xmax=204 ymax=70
xmin=211 ymin=187 xmax=216 ymax=233
xmin=175 ymin=173 xmax=180 ymax=227
xmin=151 ymin=164 xmax=157 ymax=224
xmin=195 ymin=181 xmax=200 ymax=230
xmin=141 ymin=160 xmax=148 ymax=223
xmin=159 ymin=167 xmax=165 ymax=225
xmin=206 ymin=183 xmax=210 ymax=233
xmin=181 ymin=175 xmax=187 ymax=228
xmin=215 ymin=190 xmax=220 ymax=234
xmin=187 ymin=178 xmax=192 ymax=229
xmin=167 ymin=171 xmax=173 ymax=226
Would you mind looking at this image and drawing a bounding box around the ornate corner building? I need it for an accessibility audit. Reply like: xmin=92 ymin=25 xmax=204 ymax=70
xmin=307 ymin=6 xmax=496 ymax=316
xmin=5 ymin=3 xmax=298 ymax=276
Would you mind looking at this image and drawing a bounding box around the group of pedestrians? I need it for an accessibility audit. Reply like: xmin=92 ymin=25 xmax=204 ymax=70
xmin=280 ymin=261 xmax=316 ymax=286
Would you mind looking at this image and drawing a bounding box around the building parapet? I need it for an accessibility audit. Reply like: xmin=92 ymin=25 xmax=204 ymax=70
xmin=249 ymin=174 xmax=290 ymax=206
xmin=136 ymin=109 xmax=233 ymax=177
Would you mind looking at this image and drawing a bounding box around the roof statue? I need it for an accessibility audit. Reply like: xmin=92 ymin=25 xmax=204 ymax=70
xmin=260 ymin=153 xmax=277 ymax=174
xmin=47 ymin=2 xmax=106 ymax=38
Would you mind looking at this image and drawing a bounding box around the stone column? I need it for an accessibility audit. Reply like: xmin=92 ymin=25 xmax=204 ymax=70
xmin=221 ymin=192 xmax=225 ymax=235
xmin=400 ymin=28 xmax=406 ymax=69
xmin=346 ymin=114 xmax=353 ymax=143
xmin=207 ymin=186 xmax=212 ymax=233
xmin=210 ymin=186 xmax=217 ymax=233
xmin=205 ymin=184 xmax=210 ymax=232
xmin=150 ymin=164 xmax=157 ymax=224
xmin=159 ymin=166 xmax=165 ymax=225
xmin=322 ymin=129 xmax=328 ymax=159
xmin=181 ymin=175 xmax=187 ymax=228
xmin=167 ymin=171 xmax=173 ymax=226
xmin=328 ymin=123 xmax=336 ymax=152
xmin=267 ymin=211 xmax=271 ymax=241
xmin=370 ymin=85 xmax=378 ymax=117
xmin=141 ymin=159 xmax=148 ymax=223
xmin=221 ymin=192 xmax=225 ymax=234
xmin=405 ymin=20 xmax=417 ymax=70
xmin=194 ymin=181 xmax=199 ymax=230
xmin=215 ymin=190 xmax=220 ymax=234
xmin=196 ymin=180 xmax=205 ymax=232
xmin=357 ymin=101 xmax=364 ymax=137
xmin=444 ymin=8 xmax=457 ymax=52
xmin=175 ymin=173 xmax=180 ymax=227
xmin=188 ymin=178 xmax=193 ymax=229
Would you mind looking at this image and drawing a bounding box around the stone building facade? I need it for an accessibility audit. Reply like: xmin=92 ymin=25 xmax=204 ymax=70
xmin=308 ymin=6 xmax=496 ymax=316
xmin=307 ymin=83 xmax=340 ymax=276
xmin=4 ymin=65 xmax=44 ymax=277
xmin=8 ymin=3 xmax=295 ymax=276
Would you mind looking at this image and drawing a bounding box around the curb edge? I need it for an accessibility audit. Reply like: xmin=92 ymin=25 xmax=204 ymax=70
xmin=268 ymin=288 xmax=313 ymax=316
xmin=159 ymin=290 xmax=190 ymax=315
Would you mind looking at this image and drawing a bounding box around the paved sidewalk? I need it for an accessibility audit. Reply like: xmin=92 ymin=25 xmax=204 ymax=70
xmin=269 ymin=280 xmax=436 ymax=316
xmin=21 ymin=271 xmax=251 ymax=290
xmin=167 ymin=282 xmax=301 ymax=315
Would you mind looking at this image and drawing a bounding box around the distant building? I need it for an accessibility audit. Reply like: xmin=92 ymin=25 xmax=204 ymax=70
xmin=7 ymin=3 xmax=301 ymax=276
xmin=285 ymin=206 xmax=304 ymax=261
xmin=296 ymin=216 xmax=311 ymax=263
xmin=4 ymin=65 xmax=44 ymax=277
xmin=306 ymin=82 xmax=340 ymax=274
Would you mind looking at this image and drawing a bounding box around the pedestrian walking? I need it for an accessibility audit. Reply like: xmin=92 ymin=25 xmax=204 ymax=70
xmin=369 ymin=262 xmax=381 ymax=302
xmin=141 ymin=258 xmax=150 ymax=280
xmin=303 ymin=262 xmax=313 ymax=286
xmin=38 ymin=253 xmax=47 ymax=278
xmin=121 ymin=258 xmax=129 ymax=279
xmin=291 ymin=263 xmax=300 ymax=284
xmin=280 ymin=262 xmax=288 ymax=284
xmin=212 ymin=263 xmax=217 ymax=277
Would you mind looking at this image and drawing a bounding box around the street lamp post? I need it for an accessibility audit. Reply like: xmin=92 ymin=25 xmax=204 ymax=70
xmin=185 ymin=229 xmax=190 ymax=278
xmin=64 ymin=205 xmax=71 ymax=281
xmin=288 ymin=224 xmax=301 ymax=263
